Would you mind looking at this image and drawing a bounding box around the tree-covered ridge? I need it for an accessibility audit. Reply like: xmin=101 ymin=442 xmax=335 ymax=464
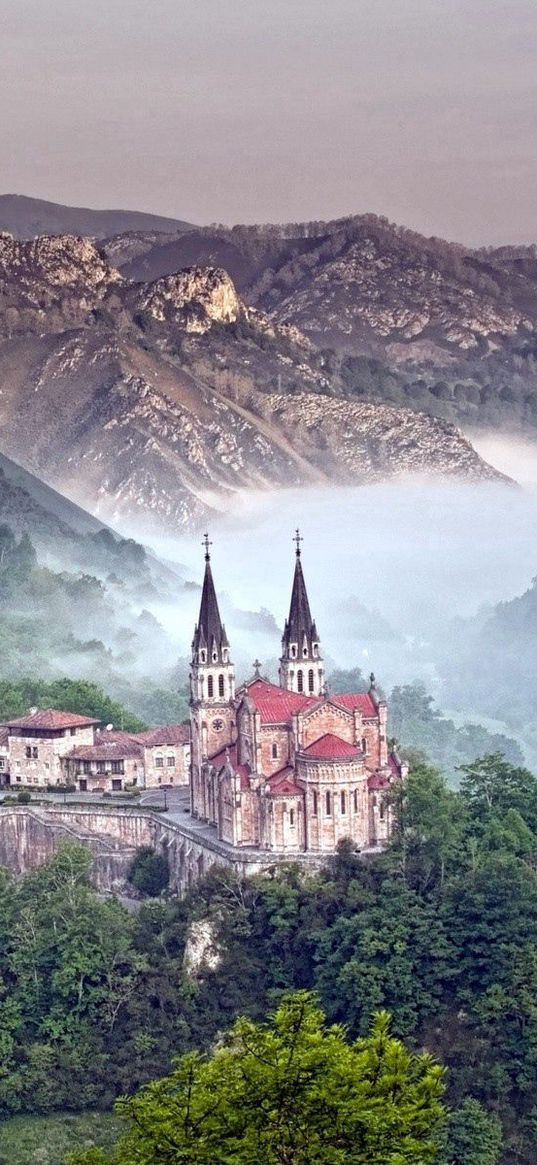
xmin=0 ymin=524 xmax=190 ymax=727
xmin=329 ymin=668 xmax=524 ymax=781
xmin=0 ymin=754 xmax=532 ymax=1160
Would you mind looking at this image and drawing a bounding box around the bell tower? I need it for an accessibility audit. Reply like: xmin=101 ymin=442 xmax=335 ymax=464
xmin=279 ymin=530 xmax=324 ymax=697
xmin=190 ymin=535 xmax=236 ymax=815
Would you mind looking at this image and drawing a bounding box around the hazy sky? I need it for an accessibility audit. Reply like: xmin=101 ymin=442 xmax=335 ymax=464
xmin=1 ymin=0 xmax=536 ymax=243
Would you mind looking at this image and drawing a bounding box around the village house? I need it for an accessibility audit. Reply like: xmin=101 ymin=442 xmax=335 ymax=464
xmin=0 ymin=711 xmax=190 ymax=792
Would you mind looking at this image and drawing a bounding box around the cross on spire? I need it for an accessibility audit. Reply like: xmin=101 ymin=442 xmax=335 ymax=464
xmin=293 ymin=528 xmax=303 ymax=557
xmin=202 ymin=533 xmax=212 ymax=561
xmin=252 ymin=659 xmax=262 ymax=677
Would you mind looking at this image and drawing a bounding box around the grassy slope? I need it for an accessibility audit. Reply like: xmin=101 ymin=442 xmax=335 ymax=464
xmin=0 ymin=1112 xmax=123 ymax=1165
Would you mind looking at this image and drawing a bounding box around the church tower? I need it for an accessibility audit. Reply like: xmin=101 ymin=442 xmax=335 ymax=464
xmin=190 ymin=536 xmax=236 ymax=813
xmin=279 ymin=531 xmax=324 ymax=697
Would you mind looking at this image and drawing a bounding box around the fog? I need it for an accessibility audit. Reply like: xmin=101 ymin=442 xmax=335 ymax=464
xmin=142 ymin=464 xmax=537 ymax=710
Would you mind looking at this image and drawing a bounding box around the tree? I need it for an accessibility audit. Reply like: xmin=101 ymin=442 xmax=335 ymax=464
xmin=67 ymin=993 xmax=445 ymax=1165
xmin=128 ymin=847 xmax=169 ymax=897
xmin=442 ymin=1098 xmax=502 ymax=1165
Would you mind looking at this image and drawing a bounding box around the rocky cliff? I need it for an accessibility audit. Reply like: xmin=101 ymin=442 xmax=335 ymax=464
xmin=0 ymin=230 xmax=506 ymax=531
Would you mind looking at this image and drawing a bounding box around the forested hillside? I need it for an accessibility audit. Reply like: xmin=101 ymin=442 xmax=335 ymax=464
xmin=0 ymin=755 xmax=534 ymax=1162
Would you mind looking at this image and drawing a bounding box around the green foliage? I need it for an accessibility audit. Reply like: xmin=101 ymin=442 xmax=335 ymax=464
xmin=0 ymin=1111 xmax=124 ymax=1165
xmin=16 ymin=790 xmax=31 ymax=804
xmin=389 ymin=683 xmax=523 ymax=782
xmin=127 ymin=847 xmax=169 ymax=897
xmin=0 ymin=677 xmax=145 ymax=733
xmin=0 ymin=756 xmax=536 ymax=1162
xmin=67 ymin=995 xmax=445 ymax=1165
xmin=441 ymin=1098 xmax=502 ymax=1165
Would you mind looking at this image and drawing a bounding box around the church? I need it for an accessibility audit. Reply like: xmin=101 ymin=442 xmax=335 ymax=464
xmin=190 ymin=534 xmax=406 ymax=854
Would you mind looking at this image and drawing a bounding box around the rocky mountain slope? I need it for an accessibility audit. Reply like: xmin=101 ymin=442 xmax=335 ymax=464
xmin=121 ymin=215 xmax=537 ymax=359
xmin=117 ymin=215 xmax=537 ymax=436
xmin=0 ymin=231 xmax=505 ymax=532
xmin=0 ymin=194 xmax=193 ymax=241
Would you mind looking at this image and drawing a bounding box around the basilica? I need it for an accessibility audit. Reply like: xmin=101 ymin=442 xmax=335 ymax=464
xmin=190 ymin=534 xmax=406 ymax=854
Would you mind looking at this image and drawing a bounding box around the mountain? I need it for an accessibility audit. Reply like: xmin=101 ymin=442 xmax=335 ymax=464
xmin=0 ymin=194 xmax=193 ymax=241
xmin=0 ymin=232 xmax=503 ymax=531
xmin=441 ymin=578 xmax=537 ymax=754
xmin=119 ymin=215 xmax=537 ymax=359
xmin=118 ymin=215 xmax=537 ymax=436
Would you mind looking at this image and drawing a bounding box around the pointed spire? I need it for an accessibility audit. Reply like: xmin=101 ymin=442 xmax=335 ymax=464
xmin=283 ymin=531 xmax=315 ymax=649
xmin=192 ymin=535 xmax=228 ymax=663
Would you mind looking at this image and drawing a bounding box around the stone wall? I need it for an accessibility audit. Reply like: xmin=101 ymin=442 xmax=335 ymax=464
xmin=0 ymin=803 xmax=346 ymax=897
xmin=0 ymin=806 xmax=136 ymax=891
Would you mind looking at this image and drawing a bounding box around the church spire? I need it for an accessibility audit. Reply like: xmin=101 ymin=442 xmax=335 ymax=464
xmin=279 ymin=531 xmax=324 ymax=696
xmin=191 ymin=533 xmax=229 ymax=666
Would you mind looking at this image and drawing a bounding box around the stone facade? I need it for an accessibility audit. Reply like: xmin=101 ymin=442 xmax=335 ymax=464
xmin=137 ymin=725 xmax=191 ymax=788
xmin=5 ymin=711 xmax=101 ymax=787
xmin=0 ymin=712 xmax=190 ymax=793
xmin=190 ymin=539 xmax=407 ymax=855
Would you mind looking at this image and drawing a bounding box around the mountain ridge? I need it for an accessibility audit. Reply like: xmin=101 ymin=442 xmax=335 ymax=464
xmin=0 ymin=229 xmax=508 ymax=531
xmin=0 ymin=194 xmax=194 ymax=241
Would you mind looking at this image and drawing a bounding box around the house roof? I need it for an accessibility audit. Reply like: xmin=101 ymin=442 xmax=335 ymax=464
xmin=0 ymin=726 xmax=9 ymax=749
xmin=135 ymin=723 xmax=190 ymax=748
xmin=331 ymin=692 xmax=379 ymax=718
xmin=209 ymin=743 xmax=251 ymax=790
xmin=67 ymin=740 xmax=143 ymax=761
xmin=266 ymin=767 xmax=303 ymax=796
xmin=3 ymin=709 xmax=101 ymax=730
xmin=368 ymin=771 xmax=391 ymax=790
xmin=243 ymin=678 xmax=316 ymax=724
xmin=300 ymin=733 xmax=361 ymax=760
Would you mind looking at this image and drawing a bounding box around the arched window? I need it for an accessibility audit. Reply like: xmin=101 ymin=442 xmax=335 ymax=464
xmin=272 ymin=743 xmax=278 ymax=760
xmin=218 ymin=674 xmax=225 ymax=698
xmin=379 ymin=800 xmax=385 ymax=820
xmin=361 ymin=736 xmax=367 ymax=754
xmin=297 ymin=670 xmax=304 ymax=693
xmin=353 ymin=788 xmax=358 ymax=812
xmin=325 ymin=790 xmax=331 ymax=816
xmin=312 ymin=789 xmax=318 ymax=816
xmin=308 ymin=669 xmax=314 ymax=693
xmin=207 ymin=675 xmax=214 ymax=698
xmin=340 ymin=790 xmax=346 ymax=814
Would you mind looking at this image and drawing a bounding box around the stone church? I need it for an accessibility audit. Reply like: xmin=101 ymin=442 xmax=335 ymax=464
xmin=190 ymin=534 xmax=406 ymax=854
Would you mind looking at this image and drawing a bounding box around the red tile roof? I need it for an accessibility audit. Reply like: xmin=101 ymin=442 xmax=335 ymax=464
xmin=332 ymin=693 xmax=379 ymax=718
xmin=209 ymin=744 xmax=251 ymax=789
xmin=368 ymin=771 xmax=390 ymax=790
xmin=67 ymin=740 xmax=143 ymax=761
xmin=3 ymin=709 xmax=101 ymax=730
xmin=243 ymin=679 xmax=316 ymax=724
xmin=135 ymin=723 xmax=190 ymax=748
xmin=266 ymin=767 xmax=302 ymax=796
xmin=301 ymin=733 xmax=361 ymax=760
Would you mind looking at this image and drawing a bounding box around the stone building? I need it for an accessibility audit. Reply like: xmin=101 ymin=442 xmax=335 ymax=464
xmin=4 ymin=709 xmax=100 ymax=787
xmin=136 ymin=724 xmax=191 ymax=788
xmin=190 ymin=535 xmax=406 ymax=854
xmin=0 ymin=712 xmax=190 ymax=792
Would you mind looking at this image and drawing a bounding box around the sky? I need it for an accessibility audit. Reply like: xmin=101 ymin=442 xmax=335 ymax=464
xmin=1 ymin=0 xmax=536 ymax=244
